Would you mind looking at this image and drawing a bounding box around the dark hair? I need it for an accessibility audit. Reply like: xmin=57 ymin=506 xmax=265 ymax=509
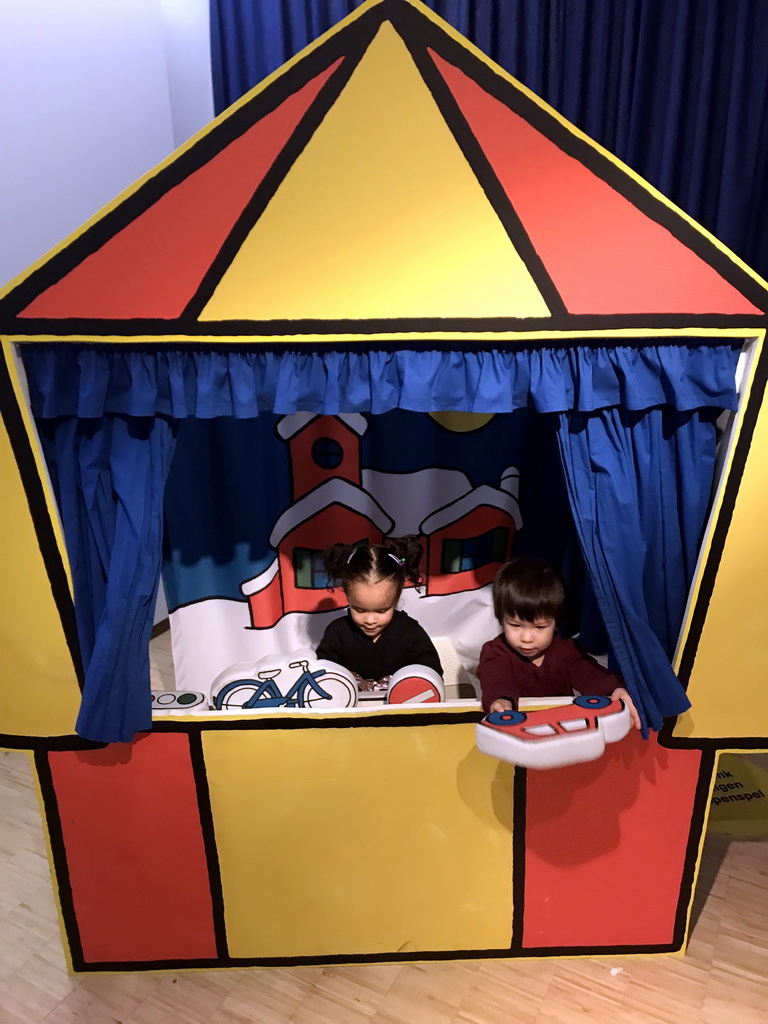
xmin=492 ymin=557 xmax=565 ymax=624
xmin=324 ymin=536 xmax=424 ymax=599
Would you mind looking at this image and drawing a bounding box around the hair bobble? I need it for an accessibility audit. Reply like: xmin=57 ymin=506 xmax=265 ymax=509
xmin=346 ymin=546 xmax=403 ymax=568
xmin=323 ymin=537 xmax=422 ymax=594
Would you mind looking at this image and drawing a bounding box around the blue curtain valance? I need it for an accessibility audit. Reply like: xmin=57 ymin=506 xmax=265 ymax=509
xmin=26 ymin=340 xmax=740 ymax=741
xmin=22 ymin=343 xmax=741 ymax=420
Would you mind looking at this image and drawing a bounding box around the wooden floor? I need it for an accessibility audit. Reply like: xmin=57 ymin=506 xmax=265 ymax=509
xmin=1 ymin=633 xmax=767 ymax=1023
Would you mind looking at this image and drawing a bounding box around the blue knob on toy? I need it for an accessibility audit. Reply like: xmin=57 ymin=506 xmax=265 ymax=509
xmin=574 ymin=694 xmax=612 ymax=709
xmin=486 ymin=709 xmax=526 ymax=726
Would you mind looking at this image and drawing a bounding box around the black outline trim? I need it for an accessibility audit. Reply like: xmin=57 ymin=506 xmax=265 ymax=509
xmin=3 ymin=0 xmax=767 ymax=972
xmin=34 ymin=749 xmax=86 ymax=970
xmin=0 ymin=733 xmax=105 ymax=751
xmin=397 ymin=18 xmax=566 ymax=316
xmin=33 ymin=738 xmax=233 ymax=971
xmin=667 ymin=748 xmax=718 ymax=949
xmin=511 ymin=742 xmax=717 ymax=957
xmin=2 ymin=0 xmax=766 ymax=330
xmin=60 ymin=937 xmax=690 ymax=972
xmin=0 ymin=709 xmax=484 ymax=751
xmin=9 ymin=720 xmax=766 ymax=753
xmin=0 ymin=2 xmax=391 ymax=321
xmin=187 ymin=730 xmax=229 ymax=959
xmin=14 ymin=713 xmax=756 ymax=971
xmin=181 ymin=30 xmax=375 ymax=319
xmin=150 ymin=710 xmax=482 ymax=732
xmin=676 ymin=341 xmax=768 ymax=685
xmin=387 ymin=3 xmax=768 ymax=315
xmin=6 ymin=314 xmax=766 ymax=337
xmin=510 ymin=765 xmax=527 ymax=950
xmin=0 ymin=348 xmax=83 ymax=688
xmin=659 ymin=729 xmax=768 ymax=752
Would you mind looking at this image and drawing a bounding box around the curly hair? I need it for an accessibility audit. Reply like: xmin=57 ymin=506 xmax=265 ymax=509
xmin=323 ymin=535 xmax=424 ymax=599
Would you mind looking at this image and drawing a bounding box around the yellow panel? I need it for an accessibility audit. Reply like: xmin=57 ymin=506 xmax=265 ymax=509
xmin=677 ymin=367 xmax=768 ymax=739
xmin=201 ymin=22 xmax=548 ymax=322
xmin=708 ymin=752 xmax=768 ymax=835
xmin=0 ymin=375 xmax=80 ymax=737
xmin=203 ymin=718 xmax=514 ymax=957
xmin=0 ymin=0 xmax=389 ymax=308
xmin=11 ymin=327 xmax=759 ymax=346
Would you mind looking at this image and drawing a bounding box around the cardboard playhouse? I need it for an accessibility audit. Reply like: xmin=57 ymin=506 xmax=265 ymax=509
xmin=1 ymin=0 xmax=768 ymax=971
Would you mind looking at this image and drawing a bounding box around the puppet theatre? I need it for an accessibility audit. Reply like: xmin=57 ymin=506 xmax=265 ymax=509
xmin=1 ymin=0 xmax=767 ymax=971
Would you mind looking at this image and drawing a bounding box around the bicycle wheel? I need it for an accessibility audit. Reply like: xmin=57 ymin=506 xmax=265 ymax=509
xmin=214 ymin=680 xmax=263 ymax=709
xmin=214 ymin=679 xmax=284 ymax=709
xmin=304 ymin=671 xmax=357 ymax=708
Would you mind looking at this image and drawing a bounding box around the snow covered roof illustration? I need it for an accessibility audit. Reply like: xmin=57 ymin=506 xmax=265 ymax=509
xmin=499 ymin=467 xmax=520 ymax=498
xmin=420 ymin=483 xmax=522 ymax=535
xmin=268 ymin=477 xmax=394 ymax=548
xmin=277 ymin=412 xmax=368 ymax=440
xmin=2 ymin=0 xmax=766 ymax=346
xmin=361 ymin=466 xmax=521 ymax=537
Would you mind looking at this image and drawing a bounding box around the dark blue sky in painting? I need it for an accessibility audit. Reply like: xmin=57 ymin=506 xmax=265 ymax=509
xmin=161 ymin=408 xmax=573 ymax=611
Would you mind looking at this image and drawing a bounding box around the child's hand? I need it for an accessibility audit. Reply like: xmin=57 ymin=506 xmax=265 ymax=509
xmin=489 ymin=698 xmax=514 ymax=715
xmin=612 ymin=686 xmax=641 ymax=730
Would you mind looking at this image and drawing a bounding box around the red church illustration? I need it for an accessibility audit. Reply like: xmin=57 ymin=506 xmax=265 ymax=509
xmin=241 ymin=412 xmax=522 ymax=627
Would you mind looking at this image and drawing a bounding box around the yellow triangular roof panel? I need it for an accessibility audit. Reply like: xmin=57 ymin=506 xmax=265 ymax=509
xmin=1 ymin=0 xmax=765 ymax=342
xmin=200 ymin=23 xmax=549 ymax=321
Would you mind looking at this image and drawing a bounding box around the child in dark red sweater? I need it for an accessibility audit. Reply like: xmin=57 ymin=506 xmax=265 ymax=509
xmin=478 ymin=557 xmax=641 ymax=730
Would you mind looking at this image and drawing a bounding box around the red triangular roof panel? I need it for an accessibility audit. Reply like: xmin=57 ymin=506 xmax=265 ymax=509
xmin=19 ymin=61 xmax=343 ymax=320
xmin=430 ymin=50 xmax=763 ymax=317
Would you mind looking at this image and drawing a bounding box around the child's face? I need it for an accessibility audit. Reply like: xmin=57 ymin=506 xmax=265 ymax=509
xmin=502 ymin=615 xmax=556 ymax=661
xmin=347 ymin=578 xmax=398 ymax=641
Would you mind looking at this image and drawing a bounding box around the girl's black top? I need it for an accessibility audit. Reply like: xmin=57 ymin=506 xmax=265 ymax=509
xmin=316 ymin=610 xmax=443 ymax=679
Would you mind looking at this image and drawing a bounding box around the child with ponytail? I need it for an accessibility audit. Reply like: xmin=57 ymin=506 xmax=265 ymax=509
xmin=316 ymin=536 xmax=442 ymax=690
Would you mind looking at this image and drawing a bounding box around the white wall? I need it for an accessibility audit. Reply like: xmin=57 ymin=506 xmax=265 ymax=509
xmin=0 ymin=0 xmax=214 ymax=288
xmin=159 ymin=0 xmax=216 ymax=149
xmin=0 ymin=0 xmax=214 ymax=623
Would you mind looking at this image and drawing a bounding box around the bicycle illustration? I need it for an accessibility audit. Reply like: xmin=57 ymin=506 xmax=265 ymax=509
xmin=212 ymin=655 xmax=357 ymax=710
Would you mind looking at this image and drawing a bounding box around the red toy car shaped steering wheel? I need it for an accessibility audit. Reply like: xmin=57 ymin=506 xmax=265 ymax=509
xmin=476 ymin=695 xmax=631 ymax=769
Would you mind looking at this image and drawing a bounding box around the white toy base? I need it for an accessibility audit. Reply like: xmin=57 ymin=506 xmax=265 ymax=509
xmin=476 ymin=695 xmax=631 ymax=769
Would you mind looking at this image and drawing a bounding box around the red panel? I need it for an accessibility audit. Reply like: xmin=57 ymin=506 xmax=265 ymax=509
xmin=21 ymin=61 xmax=342 ymax=320
xmin=48 ymin=733 xmax=218 ymax=963
xmin=522 ymin=730 xmax=702 ymax=948
xmin=431 ymin=52 xmax=763 ymax=316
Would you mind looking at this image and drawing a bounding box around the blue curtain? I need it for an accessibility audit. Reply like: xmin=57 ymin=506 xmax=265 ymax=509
xmin=205 ymin=0 xmax=765 ymax=738
xmin=23 ymin=343 xmax=739 ymax=742
xmin=210 ymin=0 xmax=768 ymax=280
xmin=557 ymin=407 xmax=718 ymax=735
xmin=36 ymin=413 xmax=177 ymax=743
xmin=24 ymin=343 xmax=738 ymax=418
